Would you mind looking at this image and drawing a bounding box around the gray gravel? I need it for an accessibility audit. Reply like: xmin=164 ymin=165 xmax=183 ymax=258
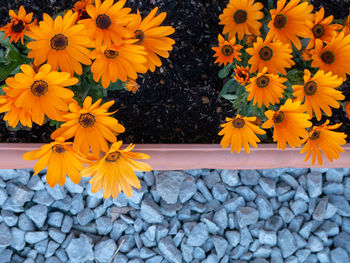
xmin=0 ymin=167 xmax=350 ymax=262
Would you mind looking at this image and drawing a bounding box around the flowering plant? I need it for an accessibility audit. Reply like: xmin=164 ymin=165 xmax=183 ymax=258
xmin=214 ymin=0 xmax=349 ymax=165
xmin=0 ymin=0 xmax=175 ymax=198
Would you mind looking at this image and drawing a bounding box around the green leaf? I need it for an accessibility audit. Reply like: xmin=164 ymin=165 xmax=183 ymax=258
xmin=108 ymin=79 xmax=124 ymax=91
xmin=221 ymin=94 xmax=238 ymax=101
xmin=218 ymin=64 xmax=233 ymax=79
xmin=0 ymin=62 xmax=20 ymax=82
xmin=219 ymin=79 xmax=240 ymax=98
xmin=87 ymin=83 xmax=107 ymax=99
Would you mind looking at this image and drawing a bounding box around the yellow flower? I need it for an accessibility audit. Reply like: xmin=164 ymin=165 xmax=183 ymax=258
xmin=218 ymin=115 xmax=266 ymax=154
xmin=267 ymin=0 xmax=313 ymax=50
xmin=81 ymin=140 xmax=152 ymax=199
xmin=300 ymin=120 xmax=347 ymax=165
xmin=4 ymin=64 xmax=78 ymax=126
xmin=51 ymin=96 xmax=125 ymax=156
xmin=346 ymin=101 xmax=350 ymax=120
xmin=301 ymin=48 xmax=313 ymax=61
xmin=0 ymin=6 xmax=36 ymax=44
xmin=234 ymin=65 xmax=250 ymax=85
xmin=262 ymin=99 xmax=312 ymax=149
xmin=219 ymin=0 xmax=264 ymax=40
xmin=27 ymin=10 xmax=92 ymax=76
xmin=74 ymin=0 xmax=93 ymax=20
xmin=343 ymin=8 xmax=350 ymax=36
xmin=246 ymin=36 xmax=295 ymax=75
xmin=293 ymin=69 xmax=344 ymax=121
xmin=125 ymin=78 xmax=140 ymax=94
xmin=23 ymin=137 xmax=91 ymax=187
xmin=212 ymin=34 xmax=242 ymax=66
xmin=246 ymin=67 xmax=287 ymax=108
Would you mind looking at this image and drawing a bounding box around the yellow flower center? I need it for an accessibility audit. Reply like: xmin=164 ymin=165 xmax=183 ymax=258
xmin=105 ymin=151 xmax=121 ymax=162
xmin=312 ymin=24 xmax=325 ymax=38
xmin=31 ymin=80 xmax=48 ymax=97
xmin=50 ymin=34 xmax=68 ymax=50
xmin=310 ymin=130 xmax=321 ymax=140
xmin=320 ymin=50 xmax=335 ymax=64
xmin=273 ymin=14 xmax=288 ymax=29
xmin=79 ymin=113 xmax=96 ymax=128
xmin=11 ymin=20 xmax=24 ymax=33
xmin=51 ymin=144 xmax=66 ymax=154
xmin=256 ymin=75 xmax=270 ymax=88
xmin=232 ymin=117 xmax=245 ymax=129
xmin=259 ymin=46 xmax=273 ymax=61
xmin=222 ymin=45 xmax=234 ymax=56
xmin=96 ymin=14 xmax=111 ymax=30
xmin=273 ymin=111 xmax=285 ymax=124
xmin=233 ymin=9 xmax=247 ymax=24
xmin=304 ymin=80 xmax=318 ymax=96
xmin=134 ymin=30 xmax=145 ymax=45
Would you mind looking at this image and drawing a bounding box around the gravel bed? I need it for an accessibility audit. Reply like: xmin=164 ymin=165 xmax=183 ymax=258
xmin=0 ymin=168 xmax=350 ymax=262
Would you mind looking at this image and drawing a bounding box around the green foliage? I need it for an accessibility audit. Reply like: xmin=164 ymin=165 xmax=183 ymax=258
xmin=108 ymin=79 xmax=124 ymax=91
xmin=218 ymin=63 xmax=233 ymax=79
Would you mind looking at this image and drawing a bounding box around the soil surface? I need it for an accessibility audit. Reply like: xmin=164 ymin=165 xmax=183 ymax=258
xmin=0 ymin=0 xmax=349 ymax=144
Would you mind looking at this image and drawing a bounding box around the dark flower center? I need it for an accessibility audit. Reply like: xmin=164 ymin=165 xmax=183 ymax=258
xmin=106 ymin=151 xmax=121 ymax=162
xmin=232 ymin=117 xmax=245 ymax=129
xmin=310 ymin=130 xmax=321 ymax=140
xmin=273 ymin=14 xmax=288 ymax=29
xmin=52 ymin=144 xmax=66 ymax=154
xmin=96 ymin=14 xmax=111 ymax=30
xmin=134 ymin=30 xmax=145 ymax=45
xmin=320 ymin=50 xmax=335 ymax=64
xmin=259 ymin=46 xmax=273 ymax=61
xmin=50 ymin=34 xmax=68 ymax=50
xmin=79 ymin=113 xmax=96 ymax=128
xmin=304 ymin=80 xmax=318 ymax=96
xmin=312 ymin=24 xmax=325 ymax=38
xmin=104 ymin=49 xmax=119 ymax=59
xmin=256 ymin=75 xmax=270 ymax=88
xmin=273 ymin=111 xmax=285 ymax=124
xmin=11 ymin=20 xmax=24 ymax=33
xmin=233 ymin=9 xmax=247 ymax=24
xmin=31 ymin=80 xmax=48 ymax=97
xmin=80 ymin=9 xmax=91 ymax=20
xmin=222 ymin=45 xmax=234 ymax=56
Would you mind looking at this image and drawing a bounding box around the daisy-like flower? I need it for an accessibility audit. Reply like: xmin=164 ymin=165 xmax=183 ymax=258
xmin=262 ymin=99 xmax=312 ymax=150
xmin=293 ymin=69 xmax=344 ymax=121
xmin=305 ymin=7 xmax=343 ymax=49
xmin=267 ymin=0 xmax=313 ymax=50
xmin=343 ymin=8 xmax=350 ymax=36
xmin=51 ymin=96 xmax=125 ymax=156
xmin=301 ymin=48 xmax=313 ymax=61
xmin=300 ymin=120 xmax=347 ymax=165
xmin=246 ymin=67 xmax=287 ymax=108
xmin=127 ymin=8 xmax=175 ymax=72
xmin=212 ymin=34 xmax=242 ymax=66
xmin=218 ymin=115 xmax=266 ymax=154
xmin=346 ymin=101 xmax=350 ymax=120
xmin=0 ymin=6 xmax=36 ymax=44
xmin=234 ymin=65 xmax=250 ymax=85
xmin=26 ymin=10 xmax=92 ymax=76
xmin=74 ymin=0 xmax=93 ymax=20
xmin=219 ymin=0 xmax=264 ymax=40
xmin=246 ymin=36 xmax=295 ymax=75
xmin=4 ymin=64 xmax=78 ymax=126
xmin=91 ymin=41 xmax=147 ymax=89
xmin=311 ymin=32 xmax=350 ymax=79
xmin=125 ymin=78 xmax=140 ymax=94
xmin=79 ymin=0 xmax=134 ymax=47
xmin=23 ymin=137 xmax=91 ymax=187
xmin=81 ymin=140 xmax=152 ymax=199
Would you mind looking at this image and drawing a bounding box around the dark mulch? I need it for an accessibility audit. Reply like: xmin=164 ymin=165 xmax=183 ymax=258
xmin=0 ymin=0 xmax=350 ymax=144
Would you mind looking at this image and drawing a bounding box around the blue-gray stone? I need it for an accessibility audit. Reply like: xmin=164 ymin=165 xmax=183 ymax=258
xmin=160 ymin=200 xmax=183 ymax=217
xmin=259 ymin=177 xmax=276 ymax=197
xmin=333 ymin=232 xmax=350 ymax=253
xmin=46 ymin=185 xmax=66 ymax=200
xmin=86 ymin=195 xmax=102 ymax=209
xmin=279 ymin=206 xmax=294 ymax=223
xmin=55 ymin=248 xmax=68 ymax=262
xmin=64 ymin=178 xmax=84 ymax=194
xmin=34 ymin=238 xmax=48 ymax=255
xmin=203 ymin=171 xmax=221 ymax=189
xmin=202 ymin=254 xmax=218 ymax=263
xmin=7 ymin=183 xmax=33 ymax=206
xmin=288 ymin=216 xmax=304 ymax=233
xmin=48 ymin=212 xmax=64 ymax=228
xmin=344 ymin=178 xmax=350 ymax=200
xmin=0 ymin=249 xmax=12 ymax=263
xmin=236 ymin=207 xmax=259 ymax=228
xmin=255 ymin=195 xmax=273 ymax=220
xmin=271 ymin=247 xmax=283 ymax=263
xmin=140 ymin=247 xmax=156 ymax=259
xmin=187 ymin=223 xmax=209 ymax=246
xmin=18 ymin=214 xmax=35 ymax=232
xmin=307 ymin=172 xmax=322 ymax=198
xmin=178 ymin=176 xmax=197 ymax=204
xmin=202 ymin=218 xmax=219 ymax=234
xmin=265 ymin=215 xmax=283 ymax=232
xmin=45 ymin=257 xmax=60 ymax=263
xmin=295 ymin=185 xmax=309 ymax=202
xmin=196 ymin=179 xmax=213 ymax=201
xmin=180 ymin=239 xmax=193 ymax=262
xmin=259 ymin=228 xmax=277 ymax=246
xmin=48 ymin=228 xmax=66 ymax=244
xmin=193 ymin=247 xmax=206 ymax=260
xmin=25 ymin=204 xmax=47 ymax=228
xmin=253 ymin=246 xmax=271 ymax=258
xmin=1 ymin=210 xmax=17 ymax=227
xmin=331 ymin=247 xmax=349 ymax=263
xmin=144 ymin=171 xmax=154 ymax=187
xmin=128 ymin=181 xmax=146 ymax=205
xmin=145 ymin=256 xmax=163 ymax=263
xmin=173 ymin=230 xmax=185 ymax=247
xmin=235 ymin=186 xmax=256 ymax=201
xmin=0 ymin=169 xmax=19 ymax=181
xmin=240 ymin=227 xmax=252 ymax=247
xmin=213 ymin=208 xmax=228 ymax=230
xmin=0 ymin=188 xmax=8 ymax=206
xmin=66 ymin=234 xmax=94 ymax=262
xmin=155 ymin=171 xmax=185 ymax=204
xmin=25 ymin=231 xmax=48 ymax=244
xmin=140 ymin=197 xmax=164 ymax=224
xmin=290 ymin=200 xmax=308 ymax=216
xmin=94 ymin=239 xmax=117 ymax=263
xmin=51 ymin=196 xmax=72 ymax=212
xmin=144 ymin=225 xmax=156 ymax=242
xmin=281 ymin=173 xmax=299 ymax=189
xmin=76 ymin=208 xmax=95 ymax=226
xmin=328 ymin=195 xmax=350 ymax=216
xmin=220 ymin=255 xmax=229 ymax=263
xmin=296 ymin=249 xmax=311 ymax=263
xmin=212 ymin=183 xmax=228 ymax=202
xmin=10 ymin=227 xmax=25 ymax=251
xmin=323 ymin=182 xmax=344 ymax=195
xmin=278 ymin=190 xmax=295 ymax=203
xmin=324 ymin=202 xmax=337 ymax=219
xmin=118 ymin=235 xmax=135 ymax=253
xmin=325 ymin=168 xmax=344 ymax=182
xmin=307 ymin=235 xmax=323 ymax=252
xmin=299 ymin=221 xmax=316 ymax=239
xmin=313 ymin=197 xmax=328 ymax=221
xmin=27 ymin=175 xmax=45 ymax=191
xmin=278 ymin=229 xmax=297 ymax=258
xmin=32 ymin=189 xmax=55 ymax=206
xmin=212 ymin=235 xmax=228 ymax=258
xmin=223 ymin=196 xmax=245 ymax=213
xmin=156 ymin=224 xmax=169 ymax=243
xmin=110 ymin=220 xmax=128 ymax=240
xmin=69 ymin=194 xmax=84 ymax=215
xmin=316 ymin=248 xmax=330 ymax=263
xmin=225 ymin=230 xmax=240 ymax=247
xmin=220 ymin=170 xmax=240 ymax=187
xmin=61 ymin=215 xmax=73 ymax=233
xmin=45 ymin=241 xmax=60 ymax=257
xmin=158 ymin=237 xmax=182 ymax=263
xmin=240 ymin=170 xmax=260 ymax=185
xmin=96 ymin=216 xmax=113 ymax=235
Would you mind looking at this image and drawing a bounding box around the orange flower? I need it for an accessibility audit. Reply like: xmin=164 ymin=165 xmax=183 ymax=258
xmin=81 ymin=140 xmax=152 ymax=199
xmin=0 ymin=6 xmax=36 ymax=44
xmin=346 ymin=101 xmax=350 ymax=120
xmin=23 ymin=137 xmax=91 ymax=187
xmin=125 ymin=78 xmax=140 ymax=94
xmin=301 ymin=48 xmax=313 ymax=61
xmin=74 ymin=0 xmax=93 ymax=20
xmin=234 ymin=65 xmax=250 ymax=85
xmin=343 ymin=8 xmax=350 ymax=36
xmin=212 ymin=34 xmax=242 ymax=66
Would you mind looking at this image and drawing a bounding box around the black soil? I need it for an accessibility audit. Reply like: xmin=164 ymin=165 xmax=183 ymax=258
xmin=0 ymin=0 xmax=350 ymax=144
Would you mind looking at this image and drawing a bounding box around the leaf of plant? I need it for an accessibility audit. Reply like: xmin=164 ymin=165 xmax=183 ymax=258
xmin=108 ymin=79 xmax=124 ymax=91
xmin=0 ymin=62 xmax=20 ymax=82
xmin=219 ymin=79 xmax=240 ymax=98
xmin=218 ymin=64 xmax=233 ymax=79
xmin=221 ymin=94 xmax=238 ymax=101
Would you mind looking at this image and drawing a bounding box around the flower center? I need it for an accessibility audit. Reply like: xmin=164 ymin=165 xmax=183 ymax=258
xmin=96 ymin=14 xmax=111 ymax=30
xmin=320 ymin=50 xmax=335 ymax=65
xmin=134 ymin=30 xmax=145 ymax=45
xmin=80 ymin=9 xmax=91 ymax=20
xmin=104 ymin=49 xmax=119 ymax=59
xmin=273 ymin=14 xmax=288 ymax=29
xmin=222 ymin=45 xmax=234 ymax=56
xmin=11 ymin=20 xmax=24 ymax=33
xmin=259 ymin=46 xmax=273 ymax=61
xmin=51 ymin=144 xmax=66 ymax=154
xmin=312 ymin=24 xmax=325 ymax=38
xmin=31 ymin=80 xmax=48 ymax=97
xmin=233 ymin=9 xmax=247 ymax=24
xmin=50 ymin=34 xmax=68 ymax=50
xmin=78 ymin=113 xmax=96 ymax=128
xmin=106 ymin=151 xmax=121 ymax=162
xmin=273 ymin=111 xmax=285 ymax=124
xmin=232 ymin=117 xmax=245 ymax=129
xmin=304 ymin=80 xmax=318 ymax=96
xmin=256 ymin=75 xmax=270 ymax=88
xmin=310 ymin=130 xmax=321 ymax=140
